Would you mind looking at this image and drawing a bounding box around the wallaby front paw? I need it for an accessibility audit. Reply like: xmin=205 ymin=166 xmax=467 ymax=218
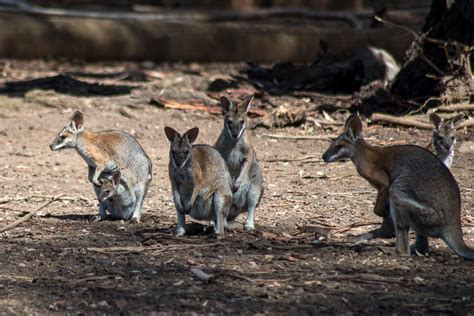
xmin=175 ymin=226 xmax=186 ymax=237
xmin=130 ymin=216 xmax=141 ymax=224
xmin=244 ymin=223 xmax=255 ymax=231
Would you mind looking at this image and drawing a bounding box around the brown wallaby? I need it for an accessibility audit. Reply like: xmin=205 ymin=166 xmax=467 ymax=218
xmin=355 ymin=112 xmax=466 ymax=244
xmin=165 ymin=126 xmax=233 ymax=238
xmin=215 ymin=95 xmax=264 ymax=230
xmin=429 ymin=112 xmax=465 ymax=168
xmin=50 ymin=111 xmax=152 ymax=222
xmin=322 ymin=114 xmax=474 ymax=260
xmin=98 ymin=170 xmax=136 ymax=220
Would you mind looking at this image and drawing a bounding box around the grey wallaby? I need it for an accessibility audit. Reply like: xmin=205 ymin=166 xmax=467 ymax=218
xmin=356 ymin=112 xmax=466 ymax=243
xmin=215 ymin=95 xmax=264 ymax=230
xmin=165 ymin=126 xmax=233 ymax=239
xmin=323 ymin=114 xmax=474 ymax=260
xmin=50 ymin=111 xmax=152 ymax=222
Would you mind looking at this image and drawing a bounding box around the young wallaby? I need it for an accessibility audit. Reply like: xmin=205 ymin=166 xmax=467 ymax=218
xmin=214 ymin=95 xmax=264 ymax=231
xmin=356 ymin=112 xmax=466 ymax=242
xmin=429 ymin=112 xmax=465 ymax=168
xmin=165 ymin=126 xmax=233 ymax=238
xmin=98 ymin=170 xmax=136 ymax=220
xmin=50 ymin=111 xmax=152 ymax=222
xmin=323 ymin=114 xmax=474 ymax=260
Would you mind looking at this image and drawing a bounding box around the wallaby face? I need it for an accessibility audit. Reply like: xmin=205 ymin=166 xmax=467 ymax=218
xmin=322 ymin=114 xmax=362 ymax=163
xmin=99 ymin=170 xmax=121 ymax=203
xmin=430 ymin=113 xmax=464 ymax=155
xmin=50 ymin=111 xmax=84 ymax=151
xmin=220 ymin=95 xmax=253 ymax=140
xmin=165 ymin=127 xmax=199 ymax=169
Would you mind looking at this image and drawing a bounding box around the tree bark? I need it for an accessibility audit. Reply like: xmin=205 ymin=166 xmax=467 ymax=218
xmin=390 ymin=0 xmax=474 ymax=108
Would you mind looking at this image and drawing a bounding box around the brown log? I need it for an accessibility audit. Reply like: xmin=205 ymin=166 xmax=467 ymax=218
xmin=370 ymin=113 xmax=432 ymax=129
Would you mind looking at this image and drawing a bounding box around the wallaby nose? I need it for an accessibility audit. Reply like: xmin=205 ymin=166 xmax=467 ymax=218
xmin=322 ymin=152 xmax=329 ymax=163
xmin=49 ymin=143 xmax=54 ymax=150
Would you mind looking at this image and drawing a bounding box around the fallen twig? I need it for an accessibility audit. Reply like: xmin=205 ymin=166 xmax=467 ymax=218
xmin=370 ymin=113 xmax=432 ymax=129
xmin=190 ymin=267 xmax=213 ymax=284
xmin=0 ymin=195 xmax=64 ymax=233
xmin=436 ymin=103 xmax=474 ymax=112
xmin=152 ymin=97 xmax=266 ymax=117
xmin=264 ymin=155 xmax=322 ymax=163
xmin=0 ymin=195 xmax=91 ymax=205
xmin=458 ymin=118 xmax=474 ymax=129
xmin=263 ymin=134 xmax=336 ymax=141
xmin=87 ymin=246 xmax=146 ymax=254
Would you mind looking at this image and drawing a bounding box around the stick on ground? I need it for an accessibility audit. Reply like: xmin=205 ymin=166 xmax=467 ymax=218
xmin=0 ymin=195 xmax=64 ymax=233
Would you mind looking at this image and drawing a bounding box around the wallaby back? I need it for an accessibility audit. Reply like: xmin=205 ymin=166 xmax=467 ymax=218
xmin=323 ymin=114 xmax=474 ymax=260
xmin=166 ymin=126 xmax=232 ymax=238
xmin=215 ymin=95 xmax=264 ymax=230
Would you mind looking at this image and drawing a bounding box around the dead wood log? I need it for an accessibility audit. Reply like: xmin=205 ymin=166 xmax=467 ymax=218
xmin=151 ymin=97 xmax=266 ymax=117
xmin=435 ymin=103 xmax=474 ymax=112
xmin=263 ymin=133 xmax=337 ymax=141
xmin=370 ymin=113 xmax=432 ymax=129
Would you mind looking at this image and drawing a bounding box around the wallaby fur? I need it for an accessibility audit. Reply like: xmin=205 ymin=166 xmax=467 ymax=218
xmin=165 ymin=126 xmax=233 ymax=238
xmin=215 ymin=95 xmax=264 ymax=230
xmin=99 ymin=170 xmax=136 ymax=220
xmin=357 ymin=112 xmax=466 ymax=243
xmin=50 ymin=111 xmax=152 ymax=221
xmin=322 ymin=114 xmax=474 ymax=260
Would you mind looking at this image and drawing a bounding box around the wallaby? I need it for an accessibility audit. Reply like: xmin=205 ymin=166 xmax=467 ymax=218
xmin=215 ymin=95 xmax=264 ymax=231
xmin=50 ymin=111 xmax=152 ymax=222
xmin=429 ymin=112 xmax=465 ymax=168
xmin=356 ymin=112 xmax=466 ymax=243
xmin=165 ymin=126 xmax=233 ymax=238
xmin=98 ymin=170 xmax=136 ymax=220
xmin=322 ymin=114 xmax=474 ymax=260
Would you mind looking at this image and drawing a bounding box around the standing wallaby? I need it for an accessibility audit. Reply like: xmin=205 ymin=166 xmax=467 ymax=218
xmin=215 ymin=95 xmax=264 ymax=231
xmin=165 ymin=126 xmax=233 ymax=238
xmin=429 ymin=112 xmax=465 ymax=168
xmin=322 ymin=114 xmax=474 ymax=260
xmin=50 ymin=111 xmax=152 ymax=222
xmin=356 ymin=112 xmax=466 ymax=243
xmin=98 ymin=170 xmax=136 ymax=220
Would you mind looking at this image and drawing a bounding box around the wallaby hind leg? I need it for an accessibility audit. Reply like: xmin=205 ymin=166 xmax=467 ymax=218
xmin=245 ymin=186 xmax=262 ymax=231
xmin=131 ymin=183 xmax=146 ymax=223
xmin=213 ymin=192 xmax=231 ymax=239
xmin=412 ymin=234 xmax=429 ymax=256
xmin=390 ymin=199 xmax=410 ymax=256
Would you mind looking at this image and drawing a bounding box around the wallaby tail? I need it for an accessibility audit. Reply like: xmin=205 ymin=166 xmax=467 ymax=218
xmin=443 ymin=229 xmax=474 ymax=261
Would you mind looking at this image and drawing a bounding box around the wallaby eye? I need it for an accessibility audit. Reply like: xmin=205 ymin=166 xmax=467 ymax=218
xmin=59 ymin=135 xmax=66 ymax=140
xmin=240 ymin=120 xmax=244 ymax=124
xmin=227 ymin=120 xmax=232 ymax=125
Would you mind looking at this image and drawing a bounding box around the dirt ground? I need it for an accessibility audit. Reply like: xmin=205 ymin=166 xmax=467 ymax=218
xmin=0 ymin=60 xmax=473 ymax=315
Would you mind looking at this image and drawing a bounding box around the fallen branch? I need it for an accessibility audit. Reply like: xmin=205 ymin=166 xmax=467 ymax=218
xmin=263 ymin=133 xmax=336 ymax=141
xmin=0 ymin=195 xmax=92 ymax=205
xmin=370 ymin=113 xmax=432 ymax=129
xmin=436 ymin=103 xmax=474 ymax=112
xmin=0 ymin=196 xmax=64 ymax=233
xmin=190 ymin=267 xmax=213 ymax=284
xmin=87 ymin=246 xmax=146 ymax=254
xmin=458 ymin=118 xmax=474 ymax=129
xmin=264 ymin=155 xmax=322 ymax=163
xmin=152 ymin=97 xmax=266 ymax=117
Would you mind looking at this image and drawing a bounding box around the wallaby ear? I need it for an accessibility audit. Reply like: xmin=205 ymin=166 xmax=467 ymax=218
xmin=70 ymin=111 xmax=84 ymax=131
xmin=344 ymin=114 xmax=362 ymax=139
xmin=112 ymin=170 xmax=121 ymax=187
xmin=164 ymin=126 xmax=180 ymax=142
xmin=184 ymin=127 xmax=199 ymax=144
xmin=220 ymin=96 xmax=234 ymax=113
xmin=429 ymin=113 xmax=442 ymax=130
xmin=449 ymin=113 xmax=465 ymax=127
xmin=238 ymin=95 xmax=254 ymax=113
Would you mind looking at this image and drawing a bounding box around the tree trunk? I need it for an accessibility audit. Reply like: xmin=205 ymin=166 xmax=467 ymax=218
xmin=390 ymin=0 xmax=474 ymax=109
